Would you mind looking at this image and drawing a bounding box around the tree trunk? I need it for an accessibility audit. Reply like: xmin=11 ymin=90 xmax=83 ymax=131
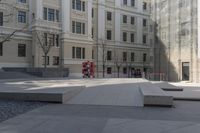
xmin=117 ymin=66 xmax=120 ymax=78
xmin=44 ymin=53 xmax=47 ymax=71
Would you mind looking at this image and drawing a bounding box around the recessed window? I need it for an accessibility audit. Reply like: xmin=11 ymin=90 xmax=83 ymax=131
xmin=0 ymin=12 xmax=3 ymax=26
xmin=72 ymin=21 xmax=86 ymax=34
xmin=53 ymin=56 xmax=59 ymax=65
xmin=18 ymin=0 xmax=26 ymax=3
xmin=123 ymin=0 xmax=127 ymax=5
xmin=143 ymin=19 xmax=147 ymax=27
xmin=107 ymin=67 xmax=112 ymax=74
xmin=123 ymin=52 xmax=127 ymax=62
xmin=42 ymin=56 xmax=49 ymax=65
xmin=131 ymin=0 xmax=135 ymax=7
xmin=131 ymin=53 xmax=135 ymax=62
xmin=72 ymin=0 xmax=86 ymax=12
xmin=18 ymin=11 xmax=26 ymax=23
xmin=131 ymin=17 xmax=135 ymax=25
xmin=143 ymin=2 xmax=147 ymax=10
xmin=123 ymin=67 xmax=127 ymax=74
xmin=123 ymin=15 xmax=127 ymax=23
xmin=48 ymin=8 xmax=55 ymax=21
xmin=107 ymin=30 xmax=112 ymax=40
xmin=107 ymin=11 xmax=112 ymax=21
xmin=123 ymin=32 xmax=127 ymax=42
xmin=143 ymin=53 xmax=147 ymax=62
xmin=72 ymin=47 xmax=85 ymax=59
xmin=143 ymin=35 xmax=147 ymax=44
xmin=18 ymin=44 xmax=26 ymax=57
xmin=107 ymin=51 xmax=112 ymax=61
xmin=131 ymin=33 xmax=135 ymax=43
xmin=0 ymin=43 xmax=3 ymax=56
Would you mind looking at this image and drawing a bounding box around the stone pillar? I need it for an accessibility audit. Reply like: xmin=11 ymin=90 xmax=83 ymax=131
xmin=62 ymin=0 xmax=70 ymax=35
xmin=98 ymin=0 xmax=105 ymax=40
xmin=115 ymin=0 xmax=121 ymax=43
xmin=35 ymin=0 xmax=43 ymax=20
xmin=88 ymin=0 xmax=92 ymax=38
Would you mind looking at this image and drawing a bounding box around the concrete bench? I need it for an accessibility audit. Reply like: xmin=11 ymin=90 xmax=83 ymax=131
xmin=0 ymin=86 xmax=85 ymax=104
xmin=139 ymin=83 xmax=173 ymax=107
xmin=152 ymin=82 xmax=183 ymax=91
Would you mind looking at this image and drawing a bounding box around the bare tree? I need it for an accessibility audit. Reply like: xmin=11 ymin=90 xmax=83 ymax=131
xmin=35 ymin=31 xmax=54 ymax=70
xmin=113 ymin=48 xmax=123 ymax=78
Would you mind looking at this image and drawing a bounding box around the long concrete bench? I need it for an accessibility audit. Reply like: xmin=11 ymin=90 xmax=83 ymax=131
xmin=139 ymin=83 xmax=173 ymax=107
xmin=0 ymin=86 xmax=85 ymax=104
xmin=152 ymin=82 xmax=183 ymax=91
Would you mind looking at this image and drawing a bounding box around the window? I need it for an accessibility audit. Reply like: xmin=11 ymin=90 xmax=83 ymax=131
xmin=76 ymin=22 xmax=82 ymax=34
xmin=123 ymin=52 xmax=127 ymax=62
xmin=48 ymin=8 xmax=55 ymax=21
xmin=123 ymin=15 xmax=127 ymax=23
xmin=143 ymin=53 xmax=147 ymax=62
xmin=131 ymin=53 xmax=135 ymax=62
xmin=107 ymin=12 xmax=112 ymax=21
xmin=0 ymin=12 xmax=3 ymax=26
xmin=143 ymin=19 xmax=147 ymax=27
xmin=18 ymin=0 xmax=26 ymax=3
xmin=143 ymin=35 xmax=147 ymax=44
xmin=56 ymin=10 xmax=60 ymax=22
xmin=72 ymin=21 xmax=86 ymax=34
xmin=107 ymin=30 xmax=112 ymax=40
xmin=44 ymin=33 xmax=48 ymax=46
xmin=92 ymin=8 xmax=94 ymax=18
xmin=123 ymin=67 xmax=127 ymax=74
xmin=55 ymin=35 xmax=59 ymax=47
xmin=72 ymin=0 xmax=85 ymax=11
xmin=131 ymin=33 xmax=135 ymax=42
xmin=0 ymin=43 xmax=3 ymax=56
xmin=18 ymin=11 xmax=26 ymax=23
xmin=72 ymin=47 xmax=85 ymax=59
xmin=143 ymin=2 xmax=147 ymax=10
xmin=107 ymin=51 xmax=112 ymax=61
xmin=43 ymin=8 xmax=47 ymax=20
xmin=18 ymin=44 xmax=26 ymax=57
xmin=123 ymin=0 xmax=127 ymax=5
xmin=107 ymin=67 xmax=112 ymax=74
xmin=42 ymin=56 xmax=49 ymax=65
xmin=53 ymin=56 xmax=59 ymax=65
xmin=131 ymin=0 xmax=135 ymax=7
xmin=123 ymin=32 xmax=127 ymax=42
xmin=76 ymin=47 xmax=82 ymax=59
xmin=131 ymin=17 xmax=135 ymax=25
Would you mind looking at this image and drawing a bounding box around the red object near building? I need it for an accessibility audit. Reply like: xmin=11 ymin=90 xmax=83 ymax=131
xmin=82 ymin=61 xmax=95 ymax=78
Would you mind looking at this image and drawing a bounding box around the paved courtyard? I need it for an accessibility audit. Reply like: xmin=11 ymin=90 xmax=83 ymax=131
xmin=0 ymin=79 xmax=200 ymax=132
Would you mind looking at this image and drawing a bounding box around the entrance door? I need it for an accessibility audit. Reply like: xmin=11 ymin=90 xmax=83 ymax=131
xmin=182 ymin=62 xmax=189 ymax=81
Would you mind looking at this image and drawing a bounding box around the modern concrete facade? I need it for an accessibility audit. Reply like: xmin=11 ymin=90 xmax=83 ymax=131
xmin=0 ymin=0 xmax=153 ymax=78
xmin=151 ymin=0 xmax=200 ymax=82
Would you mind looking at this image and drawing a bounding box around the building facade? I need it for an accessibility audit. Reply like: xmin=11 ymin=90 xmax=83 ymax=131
xmin=0 ymin=0 xmax=153 ymax=78
xmin=151 ymin=0 xmax=200 ymax=82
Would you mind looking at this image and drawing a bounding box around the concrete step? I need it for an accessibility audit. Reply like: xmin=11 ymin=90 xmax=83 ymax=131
xmin=0 ymin=71 xmax=37 ymax=79
xmin=139 ymin=82 xmax=173 ymax=107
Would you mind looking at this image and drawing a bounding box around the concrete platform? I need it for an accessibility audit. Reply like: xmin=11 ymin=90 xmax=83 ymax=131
xmin=152 ymin=82 xmax=183 ymax=91
xmin=0 ymin=79 xmax=85 ymax=103
xmin=139 ymin=83 xmax=173 ymax=107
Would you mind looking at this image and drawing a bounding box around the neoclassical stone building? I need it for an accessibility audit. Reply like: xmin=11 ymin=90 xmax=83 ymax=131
xmin=0 ymin=0 xmax=153 ymax=78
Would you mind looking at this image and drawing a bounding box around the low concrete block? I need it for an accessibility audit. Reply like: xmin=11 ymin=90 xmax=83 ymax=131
xmin=0 ymin=86 xmax=85 ymax=103
xmin=139 ymin=83 xmax=173 ymax=107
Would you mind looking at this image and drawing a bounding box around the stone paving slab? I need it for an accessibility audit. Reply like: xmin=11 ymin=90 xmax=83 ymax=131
xmin=67 ymin=83 xmax=143 ymax=107
xmin=152 ymin=82 xmax=183 ymax=91
xmin=1 ymin=101 xmax=200 ymax=133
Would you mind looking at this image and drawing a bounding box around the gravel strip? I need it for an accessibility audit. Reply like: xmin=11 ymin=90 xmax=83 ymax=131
xmin=0 ymin=100 xmax=47 ymax=123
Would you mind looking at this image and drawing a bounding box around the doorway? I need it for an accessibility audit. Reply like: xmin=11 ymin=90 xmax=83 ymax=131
xmin=182 ymin=62 xmax=189 ymax=81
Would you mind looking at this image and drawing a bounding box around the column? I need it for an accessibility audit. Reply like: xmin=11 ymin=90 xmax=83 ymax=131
xmin=88 ymin=0 xmax=92 ymax=38
xmin=35 ymin=0 xmax=43 ymax=20
xmin=115 ymin=0 xmax=121 ymax=43
xmin=98 ymin=0 xmax=105 ymax=41
xmin=62 ymin=0 xmax=71 ymax=34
